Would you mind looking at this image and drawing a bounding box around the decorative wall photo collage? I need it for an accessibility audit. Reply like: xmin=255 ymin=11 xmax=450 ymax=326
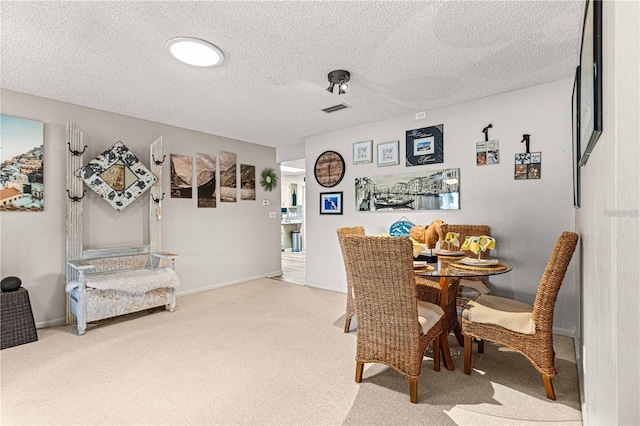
xmin=338 ymin=120 xmax=544 ymax=215
xmin=170 ymin=151 xmax=256 ymax=208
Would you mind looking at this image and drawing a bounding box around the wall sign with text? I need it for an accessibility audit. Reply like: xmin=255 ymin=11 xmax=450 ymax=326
xmin=406 ymin=125 xmax=444 ymax=167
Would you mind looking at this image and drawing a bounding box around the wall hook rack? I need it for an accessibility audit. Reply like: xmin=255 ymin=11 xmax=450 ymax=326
xmin=152 ymin=154 xmax=166 ymax=165
xmin=151 ymin=193 xmax=165 ymax=203
xmin=482 ymin=124 xmax=493 ymax=142
xmin=67 ymin=142 xmax=87 ymax=156
xmin=66 ymin=189 xmax=85 ymax=202
xmin=521 ymin=134 xmax=531 ymax=154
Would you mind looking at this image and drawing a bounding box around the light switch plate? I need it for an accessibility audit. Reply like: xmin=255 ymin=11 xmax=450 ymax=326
xmin=262 ymin=199 xmax=270 ymax=206
xmin=269 ymin=212 xmax=277 ymax=218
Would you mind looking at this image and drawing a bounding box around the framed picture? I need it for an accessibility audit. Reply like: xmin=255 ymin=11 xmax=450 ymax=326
xmin=572 ymin=66 xmax=581 ymax=208
xmin=0 ymin=114 xmax=45 ymax=211
xmin=377 ymin=140 xmax=399 ymax=167
xmin=356 ymin=168 xmax=460 ymax=211
xmin=578 ymin=0 xmax=602 ymax=166
xmin=514 ymin=152 xmax=542 ymax=180
xmin=406 ymin=125 xmax=444 ymax=166
xmin=319 ymin=191 xmax=343 ymax=215
xmin=476 ymin=139 xmax=500 ymax=166
xmin=353 ymin=140 xmax=373 ymax=164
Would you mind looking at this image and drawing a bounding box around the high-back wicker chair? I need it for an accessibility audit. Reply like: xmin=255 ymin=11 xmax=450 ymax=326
xmin=461 ymin=231 xmax=579 ymax=400
xmin=342 ymin=235 xmax=453 ymax=403
xmin=447 ymin=224 xmax=492 ymax=259
xmin=415 ymin=224 xmax=491 ymax=345
xmin=336 ymin=226 xmax=365 ymax=333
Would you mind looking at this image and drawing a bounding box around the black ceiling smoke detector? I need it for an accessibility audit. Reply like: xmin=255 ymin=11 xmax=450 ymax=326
xmin=326 ymin=70 xmax=350 ymax=95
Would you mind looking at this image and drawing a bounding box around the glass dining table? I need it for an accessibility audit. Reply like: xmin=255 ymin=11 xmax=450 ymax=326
xmin=413 ymin=257 xmax=512 ymax=370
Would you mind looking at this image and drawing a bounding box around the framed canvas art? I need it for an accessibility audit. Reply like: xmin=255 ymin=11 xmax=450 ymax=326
xmin=0 ymin=114 xmax=44 ymax=211
xmin=353 ymin=140 xmax=373 ymax=164
xmin=578 ymin=0 xmax=603 ymax=166
xmin=320 ymin=191 xmax=343 ymax=215
xmin=406 ymin=125 xmax=444 ymax=166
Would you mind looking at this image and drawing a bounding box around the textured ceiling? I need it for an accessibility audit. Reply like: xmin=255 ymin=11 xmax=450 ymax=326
xmin=1 ymin=1 xmax=584 ymax=149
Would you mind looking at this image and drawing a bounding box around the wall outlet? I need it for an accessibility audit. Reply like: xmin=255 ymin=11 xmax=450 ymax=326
xmin=415 ymin=110 xmax=427 ymax=120
xmin=268 ymin=211 xmax=277 ymax=218
xmin=262 ymin=199 xmax=270 ymax=206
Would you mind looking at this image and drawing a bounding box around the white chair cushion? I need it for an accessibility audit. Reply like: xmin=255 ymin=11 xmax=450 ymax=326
xmin=417 ymin=301 xmax=444 ymax=335
xmin=459 ymin=279 xmax=491 ymax=295
xmin=462 ymin=294 xmax=536 ymax=335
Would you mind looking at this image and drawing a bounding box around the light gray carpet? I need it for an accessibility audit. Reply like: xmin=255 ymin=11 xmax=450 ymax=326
xmin=342 ymin=333 xmax=581 ymax=425
xmin=1 ymin=279 xmax=581 ymax=425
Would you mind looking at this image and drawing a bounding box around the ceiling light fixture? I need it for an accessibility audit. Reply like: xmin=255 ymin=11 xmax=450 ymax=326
xmin=165 ymin=37 xmax=225 ymax=67
xmin=326 ymin=70 xmax=350 ymax=95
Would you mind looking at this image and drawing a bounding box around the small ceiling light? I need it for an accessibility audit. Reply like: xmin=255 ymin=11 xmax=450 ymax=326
xmin=326 ymin=70 xmax=350 ymax=95
xmin=326 ymin=82 xmax=335 ymax=93
xmin=166 ymin=37 xmax=225 ymax=67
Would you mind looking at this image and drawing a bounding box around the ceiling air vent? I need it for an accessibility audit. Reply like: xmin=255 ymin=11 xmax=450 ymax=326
xmin=321 ymin=103 xmax=350 ymax=113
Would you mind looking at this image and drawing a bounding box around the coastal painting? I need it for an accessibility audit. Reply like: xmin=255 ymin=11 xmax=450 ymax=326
xmin=196 ymin=153 xmax=216 ymax=208
xmin=356 ymin=168 xmax=460 ymax=212
xmin=170 ymin=154 xmax=193 ymax=198
xmin=240 ymin=164 xmax=255 ymax=201
xmin=0 ymin=114 xmax=45 ymax=211
xmin=219 ymin=151 xmax=237 ymax=202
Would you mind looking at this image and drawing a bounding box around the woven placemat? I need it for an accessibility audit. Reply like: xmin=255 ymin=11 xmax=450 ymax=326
xmin=413 ymin=265 xmax=435 ymax=274
xmin=450 ymin=262 xmax=507 ymax=272
xmin=437 ymin=254 xmax=465 ymax=259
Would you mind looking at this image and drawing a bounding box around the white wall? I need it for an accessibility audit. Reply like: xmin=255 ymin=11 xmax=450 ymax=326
xmin=0 ymin=90 xmax=282 ymax=327
xmin=577 ymin=1 xmax=639 ymax=424
xmin=304 ymin=79 xmax=578 ymax=334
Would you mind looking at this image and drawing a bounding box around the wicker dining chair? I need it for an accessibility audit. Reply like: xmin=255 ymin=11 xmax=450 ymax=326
xmin=462 ymin=231 xmax=579 ymax=400
xmin=336 ymin=226 xmax=365 ymax=333
xmin=415 ymin=224 xmax=491 ymax=345
xmin=342 ymin=235 xmax=453 ymax=403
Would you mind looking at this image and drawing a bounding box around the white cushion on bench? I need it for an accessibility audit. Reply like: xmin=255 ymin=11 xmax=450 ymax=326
xmin=68 ymin=268 xmax=180 ymax=294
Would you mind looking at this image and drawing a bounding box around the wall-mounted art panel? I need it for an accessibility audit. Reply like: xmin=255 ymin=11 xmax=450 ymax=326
xmin=76 ymin=141 xmax=156 ymax=212
xmin=0 ymin=114 xmax=44 ymax=211
xmin=220 ymin=151 xmax=237 ymax=202
xmin=405 ymin=125 xmax=444 ymax=166
xmin=240 ymin=164 xmax=255 ymax=201
xmin=356 ymin=168 xmax=459 ymax=212
xmin=197 ymin=153 xmax=216 ymax=208
xmin=170 ymin=154 xmax=193 ymax=198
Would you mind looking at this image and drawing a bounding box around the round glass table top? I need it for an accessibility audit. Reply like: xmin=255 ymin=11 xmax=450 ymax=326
xmin=417 ymin=259 xmax=512 ymax=278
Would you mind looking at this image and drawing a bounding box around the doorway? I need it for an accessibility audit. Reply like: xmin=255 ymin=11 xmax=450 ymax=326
xmin=279 ymin=160 xmax=306 ymax=285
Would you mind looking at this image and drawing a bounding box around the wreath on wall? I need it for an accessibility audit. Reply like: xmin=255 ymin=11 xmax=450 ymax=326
xmin=260 ymin=168 xmax=278 ymax=192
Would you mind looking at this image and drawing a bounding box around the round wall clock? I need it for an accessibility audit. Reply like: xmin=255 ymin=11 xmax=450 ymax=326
xmin=314 ymin=151 xmax=345 ymax=188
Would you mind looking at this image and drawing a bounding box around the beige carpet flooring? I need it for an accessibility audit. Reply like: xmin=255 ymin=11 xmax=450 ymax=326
xmin=1 ymin=278 xmax=582 ymax=425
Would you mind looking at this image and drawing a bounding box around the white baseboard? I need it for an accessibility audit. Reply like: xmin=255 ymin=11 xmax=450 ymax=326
xmin=176 ymin=272 xmax=283 ymax=297
xmin=552 ymin=326 xmax=576 ymax=337
xmin=304 ymin=281 xmax=344 ymax=294
xmin=36 ymin=317 xmax=66 ymax=329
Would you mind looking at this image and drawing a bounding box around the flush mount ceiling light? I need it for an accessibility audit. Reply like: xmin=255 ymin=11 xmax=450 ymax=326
xmin=165 ymin=37 xmax=225 ymax=67
xmin=326 ymin=70 xmax=350 ymax=95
